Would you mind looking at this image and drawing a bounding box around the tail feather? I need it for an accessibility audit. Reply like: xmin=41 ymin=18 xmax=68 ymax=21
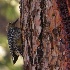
xmin=12 ymin=52 xmax=19 ymax=64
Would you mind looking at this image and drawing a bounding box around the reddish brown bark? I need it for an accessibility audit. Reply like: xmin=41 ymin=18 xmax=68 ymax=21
xmin=20 ymin=0 xmax=70 ymax=70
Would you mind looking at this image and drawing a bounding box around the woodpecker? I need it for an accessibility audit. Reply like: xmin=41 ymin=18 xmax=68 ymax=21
xmin=7 ymin=19 xmax=22 ymax=64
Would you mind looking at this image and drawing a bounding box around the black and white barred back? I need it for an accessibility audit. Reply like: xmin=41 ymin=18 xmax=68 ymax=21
xmin=7 ymin=19 xmax=22 ymax=64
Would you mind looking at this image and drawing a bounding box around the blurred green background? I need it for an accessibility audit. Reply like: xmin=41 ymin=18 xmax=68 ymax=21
xmin=0 ymin=0 xmax=23 ymax=70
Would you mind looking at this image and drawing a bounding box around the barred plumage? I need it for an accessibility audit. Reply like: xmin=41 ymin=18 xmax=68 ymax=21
xmin=7 ymin=19 xmax=22 ymax=64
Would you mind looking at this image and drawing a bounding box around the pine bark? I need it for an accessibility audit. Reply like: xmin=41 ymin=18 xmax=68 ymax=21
xmin=19 ymin=0 xmax=70 ymax=70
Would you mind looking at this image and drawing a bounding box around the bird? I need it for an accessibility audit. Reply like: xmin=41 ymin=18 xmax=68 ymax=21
xmin=7 ymin=18 xmax=22 ymax=64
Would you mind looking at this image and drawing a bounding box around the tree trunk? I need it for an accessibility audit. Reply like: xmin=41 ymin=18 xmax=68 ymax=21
xmin=56 ymin=0 xmax=70 ymax=69
xmin=19 ymin=0 xmax=70 ymax=70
